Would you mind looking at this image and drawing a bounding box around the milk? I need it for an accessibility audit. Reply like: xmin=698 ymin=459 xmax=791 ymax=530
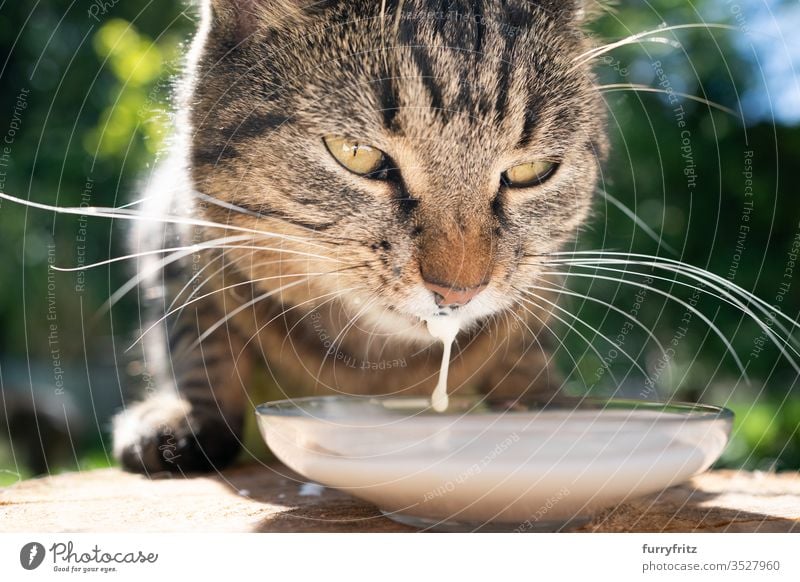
xmin=424 ymin=317 xmax=460 ymax=412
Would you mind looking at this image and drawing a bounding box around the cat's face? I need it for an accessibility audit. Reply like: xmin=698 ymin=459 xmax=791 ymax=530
xmin=189 ymin=0 xmax=606 ymax=341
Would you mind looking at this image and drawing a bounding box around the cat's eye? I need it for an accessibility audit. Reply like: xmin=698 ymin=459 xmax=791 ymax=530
xmin=502 ymin=160 xmax=558 ymax=188
xmin=324 ymin=135 xmax=386 ymax=177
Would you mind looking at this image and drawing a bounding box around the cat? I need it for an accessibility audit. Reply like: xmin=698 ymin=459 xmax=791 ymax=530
xmin=112 ymin=0 xmax=608 ymax=473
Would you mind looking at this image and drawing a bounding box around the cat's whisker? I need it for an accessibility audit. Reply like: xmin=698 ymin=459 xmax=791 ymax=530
xmin=572 ymin=23 xmax=738 ymax=69
xmin=597 ymin=189 xmax=678 ymax=255
xmin=533 ymin=268 xmax=768 ymax=378
xmin=133 ymin=263 xmax=367 ymax=351
xmin=166 ymin=253 xmax=323 ymax=316
xmin=487 ymin=310 xmax=508 ymax=359
xmin=518 ymin=289 xmax=653 ymax=381
xmin=598 ymin=83 xmax=739 ymax=117
xmin=567 ymin=260 xmax=800 ymax=363
xmin=189 ymin=189 xmax=364 ymax=245
xmin=99 ymin=234 xmax=261 ymax=316
xmin=522 ymin=259 xmax=733 ymax=312
xmin=583 ymin=36 xmax=683 ymax=64
xmin=116 ymin=196 xmax=155 ymax=209
xmin=0 ymin=191 xmax=332 ymax=250
xmin=362 ymin=301 xmax=396 ymax=361
xmin=54 ymin=239 xmax=341 ymax=274
xmin=166 ymin=250 xmax=235 ymax=313
xmin=184 ymin=276 xmax=348 ymax=354
xmin=313 ymin=295 xmax=382 ymax=388
xmin=502 ymin=309 xmax=527 ymax=358
xmin=539 ymin=259 xmax=800 ymax=372
xmin=522 ymin=281 xmax=671 ymax=363
xmin=509 ymin=300 xmax=593 ymax=386
xmin=514 ymin=292 xmax=622 ymax=387
xmin=505 ymin=305 xmax=568 ymax=379
xmin=543 ymin=260 xmax=782 ymax=332
xmin=279 ymin=284 xmax=375 ymax=355
xmin=167 ymin=254 xmax=356 ymax=329
xmin=96 ymin=235 xmax=329 ymax=321
xmin=72 ymin=238 xmax=342 ymax=326
xmin=190 ymin=189 xmax=278 ymax=222
xmin=539 ymin=251 xmax=800 ymax=338
xmin=235 ymin=285 xmax=364 ymax=368
xmin=128 ymin=273 xmax=316 ymax=352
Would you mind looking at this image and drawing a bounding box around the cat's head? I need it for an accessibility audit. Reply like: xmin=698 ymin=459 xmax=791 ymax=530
xmin=187 ymin=0 xmax=607 ymax=341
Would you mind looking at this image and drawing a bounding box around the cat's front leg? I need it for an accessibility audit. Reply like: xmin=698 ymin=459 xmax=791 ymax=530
xmin=112 ymin=302 xmax=254 ymax=474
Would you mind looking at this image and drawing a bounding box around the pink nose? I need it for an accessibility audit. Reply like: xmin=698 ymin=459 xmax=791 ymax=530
xmin=423 ymin=280 xmax=488 ymax=308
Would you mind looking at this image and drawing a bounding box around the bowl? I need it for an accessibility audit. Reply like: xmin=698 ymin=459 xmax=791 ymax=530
xmin=255 ymin=395 xmax=733 ymax=531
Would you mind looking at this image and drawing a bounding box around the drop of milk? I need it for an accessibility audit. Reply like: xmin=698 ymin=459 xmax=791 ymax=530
xmin=425 ymin=317 xmax=460 ymax=412
xmin=298 ymin=482 xmax=325 ymax=497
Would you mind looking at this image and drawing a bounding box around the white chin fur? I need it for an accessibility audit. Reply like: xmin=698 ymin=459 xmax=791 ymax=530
xmin=353 ymin=284 xmax=507 ymax=344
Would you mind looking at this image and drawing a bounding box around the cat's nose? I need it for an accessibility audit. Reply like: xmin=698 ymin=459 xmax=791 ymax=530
xmin=423 ymin=279 xmax=488 ymax=308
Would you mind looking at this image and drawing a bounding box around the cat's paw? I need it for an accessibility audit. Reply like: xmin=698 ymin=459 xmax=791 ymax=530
xmin=112 ymin=394 xmax=241 ymax=474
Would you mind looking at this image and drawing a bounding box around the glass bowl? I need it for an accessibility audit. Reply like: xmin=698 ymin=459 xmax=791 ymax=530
xmin=255 ymin=395 xmax=733 ymax=531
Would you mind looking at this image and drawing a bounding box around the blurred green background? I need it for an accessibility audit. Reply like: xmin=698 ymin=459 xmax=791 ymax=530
xmin=0 ymin=0 xmax=798 ymax=486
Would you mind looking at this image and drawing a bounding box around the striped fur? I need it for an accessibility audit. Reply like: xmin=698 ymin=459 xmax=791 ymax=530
xmin=113 ymin=0 xmax=607 ymax=473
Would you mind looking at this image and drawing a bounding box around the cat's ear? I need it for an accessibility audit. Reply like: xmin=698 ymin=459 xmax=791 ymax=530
xmin=204 ymin=0 xmax=314 ymax=41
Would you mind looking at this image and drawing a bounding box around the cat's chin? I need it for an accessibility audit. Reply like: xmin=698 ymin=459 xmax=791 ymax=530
xmin=350 ymin=286 xmax=507 ymax=345
xmin=355 ymin=307 xmax=434 ymax=344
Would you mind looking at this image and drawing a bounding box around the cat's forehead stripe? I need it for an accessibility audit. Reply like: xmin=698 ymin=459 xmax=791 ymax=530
xmin=374 ymin=0 xmax=575 ymax=136
xmin=377 ymin=75 xmax=402 ymax=132
xmin=190 ymin=0 xmax=602 ymax=177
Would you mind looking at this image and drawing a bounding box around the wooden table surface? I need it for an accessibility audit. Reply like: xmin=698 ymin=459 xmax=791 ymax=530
xmin=1 ymin=465 xmax=798 ymax=532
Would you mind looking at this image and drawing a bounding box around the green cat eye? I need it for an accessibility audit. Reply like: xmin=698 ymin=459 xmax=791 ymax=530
xmin=502 ymin=160 xmax=558 ymax=188
xmin=324 ymin=135 xmax=385 ymax=176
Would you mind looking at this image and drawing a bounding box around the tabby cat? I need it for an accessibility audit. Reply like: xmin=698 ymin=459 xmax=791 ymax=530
xmin=113 ymin=0 xmax=607 ymax=473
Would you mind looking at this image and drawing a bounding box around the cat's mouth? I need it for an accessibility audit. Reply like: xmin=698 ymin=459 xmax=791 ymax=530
xmin=387 ymin=304 xmax=461 ymax=318
xmin=365 ymin=283 xmax=506 ymax=342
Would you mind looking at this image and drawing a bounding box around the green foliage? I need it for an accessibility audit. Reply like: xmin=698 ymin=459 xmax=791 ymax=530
xmin=0 ymin=0 xmax=193 ymax=477
xmin=85 ymin=18 xmax=181 ymax=158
